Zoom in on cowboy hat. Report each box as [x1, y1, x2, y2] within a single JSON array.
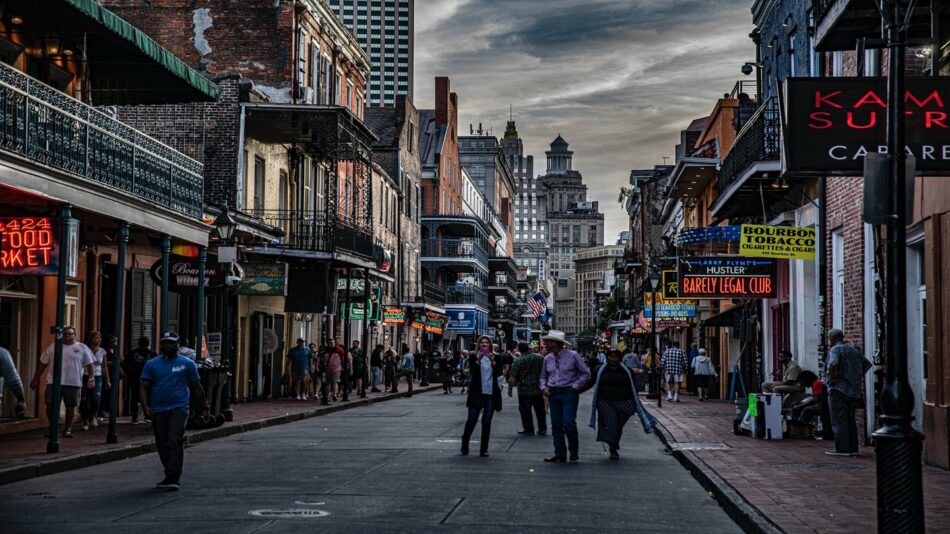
[[540, 330, 570, 346]]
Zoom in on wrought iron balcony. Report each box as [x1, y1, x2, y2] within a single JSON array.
[[0, 62, 203, 218], [420, 237, 488, 265], [718, 98, 780, 195], [422, 281, 447, 307], [443, 284, 489, 309], [247, 209, 373, 259]]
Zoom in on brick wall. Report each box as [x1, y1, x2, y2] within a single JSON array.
[[825, 176, 867, 346]]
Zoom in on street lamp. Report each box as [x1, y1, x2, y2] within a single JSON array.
[[214, 207, 238, 421], [649, 269, 661, 409], [213, 208, 238, 242]]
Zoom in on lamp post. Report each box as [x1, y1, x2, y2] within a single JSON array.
[[213, 207, 238, 421], [649, 269, 661, 409]]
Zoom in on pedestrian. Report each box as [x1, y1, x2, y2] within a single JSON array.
[[98, 335, 118, 420], [124, 336, 155, 424], [320, 338, 344, 402], [660, 341, 688, 402], [349, 340, 366, 398], [0, 345, 27, 417], [458, 350, 469, 394], [825, 328, 872, 457], [79, 331, 111, 431], [384, 348, 397, 392], [140, 331, 208, 491], [762, 350, 803, 394], [370, 344, 384, 392], [585, 349, 657, 459], [508, 341, 547, 436], [539, 330, 591, 463], [439, 350, 455, 394], [691, 348, 718, 401], [396, 343, 415, 396], [286, 338, 310, 401], [30, 326, 95, 438], [309, 343, 322, 400], [461, 335, 504, 457]]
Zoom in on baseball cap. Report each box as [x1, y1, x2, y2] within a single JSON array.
[[160, 331, 180, 342], [297, 337, 306, 343]]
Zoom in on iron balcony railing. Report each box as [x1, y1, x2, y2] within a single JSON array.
[[0, 62, 203, 218], [444, 284, 489, 309], [718, 98, 780, 194], [420, 237, 488, 265], [247, 209, 373, 259], [422, 281, 447, 307]]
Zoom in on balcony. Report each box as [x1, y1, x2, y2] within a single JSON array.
[[247, 209, 374, 259], [422, 281, 447, 308], [0, 62, 203, 218], [444, 284, 489, 309], [421, 237, 488, 266]]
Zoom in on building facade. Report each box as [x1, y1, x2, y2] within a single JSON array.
[[574, 245, 624, 335], [329, 0, 414, 106], [501, 119, 547, 289]]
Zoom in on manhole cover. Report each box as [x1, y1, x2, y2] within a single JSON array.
[[248, 509, 330, 518], [770, 462, 866, 471], [672, 442, 731, 451]]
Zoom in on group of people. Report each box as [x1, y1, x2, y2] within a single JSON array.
[[286, 338, 418, 403], [458, 330, 658, 461]]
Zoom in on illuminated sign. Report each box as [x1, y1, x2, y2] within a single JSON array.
[[739, 225, 816, 260], [410, 311, 447, 335], [678, 257, 776, 299], [784, 77, 950, 174], [642, 292, 696, 318], [661, 270, 680, 299], [382, 307, 405, 324], [0, 217, 60, 275]]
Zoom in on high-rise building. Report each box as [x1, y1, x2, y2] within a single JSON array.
[[329, 0, 414, 106], [500, 119, 547, 286]]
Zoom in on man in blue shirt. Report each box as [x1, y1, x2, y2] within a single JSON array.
[[141, 331, 207, 491], [287, 338, 311, 401], [825, 328, 872, 457]]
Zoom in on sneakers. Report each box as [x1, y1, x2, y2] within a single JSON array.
[[91, 418, 98, 428], [130, 419, 140, 425], [296, 395, 302, 401], [156, 477, 180, 491], [537, 430, 547, 436], [674, 396, 681, 402], [667, 395, 674, 401], [516, 430, 534, 435], [825, 450, 852, 457], [302, 394, 308, 401]]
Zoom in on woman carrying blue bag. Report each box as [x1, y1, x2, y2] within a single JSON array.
[[584, 348, 657, 460]]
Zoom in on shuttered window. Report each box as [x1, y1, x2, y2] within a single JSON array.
[[129, 269, 155, 344]]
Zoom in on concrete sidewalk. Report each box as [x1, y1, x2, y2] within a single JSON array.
[[0, 383, 440, 485], [647, 395, 950, 533]]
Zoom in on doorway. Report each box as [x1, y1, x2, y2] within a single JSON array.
[[0, 279, 37, 420]]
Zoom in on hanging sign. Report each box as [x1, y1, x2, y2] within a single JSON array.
[[0, 217, 60, 275], [150, 254, 226, 294], [678, 257, 777, 299], [383, 306, 405, 324], [336, 277, 366, 293], [410, 310, 447, 335], [446, 307, 477, 333], [661, 270, 681, 299], [784, 77, 950, 174], [236, 262, 288, 295], [642, 292, 696, 318], [739, 225, 816, 260]]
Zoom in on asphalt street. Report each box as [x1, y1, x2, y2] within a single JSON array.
[[1, 390, 741, 533]]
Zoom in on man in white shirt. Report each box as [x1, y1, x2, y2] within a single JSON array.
[[30, 327, 95, 438]]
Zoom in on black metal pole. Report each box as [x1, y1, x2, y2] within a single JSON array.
[[652, 288, 661, 408], [342, 268, 351, 402], [874, 2, 924, 531], [220, 286, 233, 421], [361, 267, 371, 396], [160, 235, 171, 334], [46, 204, 72, 453], [106, 222, 128, 444], [196, 246, 206, 362]]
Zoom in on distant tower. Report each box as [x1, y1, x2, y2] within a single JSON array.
[[545, 134, 573, 175]]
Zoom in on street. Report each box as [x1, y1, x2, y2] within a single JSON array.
[[1, 391, 739, 533]]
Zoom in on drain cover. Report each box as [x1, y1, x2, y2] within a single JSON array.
[[770, 462, 865, 471], [249, 509, 330, 518], [672, 442, 731, 451]]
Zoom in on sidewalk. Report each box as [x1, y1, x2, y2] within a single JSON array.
[[648, 395, 950, 534], [0, 383, 440, 485]]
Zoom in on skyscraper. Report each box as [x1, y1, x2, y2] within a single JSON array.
[[329, 0, 414, 106], [500, 118, 546, 285]]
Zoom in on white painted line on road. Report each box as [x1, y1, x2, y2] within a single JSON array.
[[294, 501, 326, 506], [249, 509, 330, 519]]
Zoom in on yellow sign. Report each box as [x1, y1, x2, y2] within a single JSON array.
[[739, 224, 816, 260]]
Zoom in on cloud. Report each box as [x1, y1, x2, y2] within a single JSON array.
[[415, 0, 755, 238]]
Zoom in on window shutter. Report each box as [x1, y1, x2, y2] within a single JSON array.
[[129, 269, 155, 344]]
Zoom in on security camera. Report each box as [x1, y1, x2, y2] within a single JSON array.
[[741, 63, 754, 76]]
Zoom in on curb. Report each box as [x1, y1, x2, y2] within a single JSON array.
[[0, 385, 441, 486], [653, 421, 785, 534]]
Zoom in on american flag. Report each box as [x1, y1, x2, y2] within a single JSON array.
[[527, 292, 546, 318]]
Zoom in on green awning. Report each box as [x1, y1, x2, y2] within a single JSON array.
[[65, 0, 220, 102]]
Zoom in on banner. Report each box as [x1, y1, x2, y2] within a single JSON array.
[[642, 292, 696, 318], [739, 225, 815, 260], [236, 262, 288, 295], [678, 257, 777, 299]]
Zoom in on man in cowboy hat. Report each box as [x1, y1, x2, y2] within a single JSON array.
[[539, 330, 590, 463]]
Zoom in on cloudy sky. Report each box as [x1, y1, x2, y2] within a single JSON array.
[[414, 0, 755, 239]]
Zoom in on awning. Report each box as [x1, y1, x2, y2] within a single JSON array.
[[668, 157, 718, 199], [701, 305, 743, 328], [62, 0, 220, 103], [243, 103, 377, 148]]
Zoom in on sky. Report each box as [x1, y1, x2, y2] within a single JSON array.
[[414, 0, 755, 239]]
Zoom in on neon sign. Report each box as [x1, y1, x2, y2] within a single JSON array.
[[383, 307, 406, 324], [0, 217, 59, 275], [678, 257, 776, 299], [410, 311, 447, 335]]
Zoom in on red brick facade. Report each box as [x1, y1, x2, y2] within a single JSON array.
[[423, 77, 463, 217]]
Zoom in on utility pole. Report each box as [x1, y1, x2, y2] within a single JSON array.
[[873, 1, 924, 532]]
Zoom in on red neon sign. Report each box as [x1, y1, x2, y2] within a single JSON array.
[[680, 275, 774, 297], [0, 217, 60, 275]]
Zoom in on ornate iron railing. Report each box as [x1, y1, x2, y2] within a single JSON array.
[[718, 98, 780, 194], [422, 281, 447, 307], [0, 62, 203, 218], [443, 284, 489, 309], [420, 237, 488, 265], [247, 209, 374, 259]]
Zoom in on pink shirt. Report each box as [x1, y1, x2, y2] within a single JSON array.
[[322, 350, 342, 374]]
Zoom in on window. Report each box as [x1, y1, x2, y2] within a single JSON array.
[[408, 121, 414, 153], [832, 230, 844, 329], [253, 157, 265, 212]]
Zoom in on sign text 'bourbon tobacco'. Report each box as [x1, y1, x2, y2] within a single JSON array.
[[678, 257, 776, 299], [784, 77, 950, 174]]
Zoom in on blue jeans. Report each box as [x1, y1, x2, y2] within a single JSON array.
[[80, 375, 103, 421], [549, 387, 579, 458], [462, 394, 494, 453]]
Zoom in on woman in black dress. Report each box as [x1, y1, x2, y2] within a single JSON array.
[[461, 335, 503, 457], [586, 349, 657, 460]]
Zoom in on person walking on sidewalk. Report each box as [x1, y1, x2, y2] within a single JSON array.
[[395, 344, 415, 396], [287, 338, 310, 401], [508, 341, 547, 436], [141, 331, 208, 491], [124, 337, 155, 423], [0, 345, 27, 417], [458, 350, 469, 394], [826, 329, 872, 457], [585, 349, 657, 460], [691, 348, 718, 401], [660, 341, 688, 402], [30, 326, 95, 438], [321, 338, 344, 402], [384, 348, 397, 392], [79, 331, 111, 431], [539, 330, 591, 463], [370, 344, 384, 392], [350, 340, 366, 398], [461, 335, 504, 457], [438, 350, 455, 394], [308, 343, 322, 400]]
